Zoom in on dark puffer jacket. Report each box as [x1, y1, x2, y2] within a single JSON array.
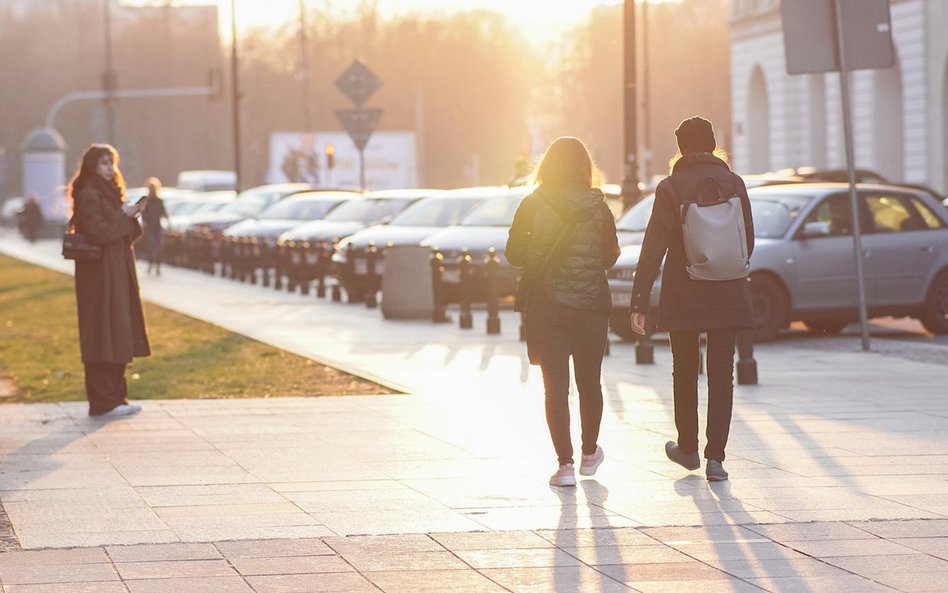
[[506, 185, 620, 314]]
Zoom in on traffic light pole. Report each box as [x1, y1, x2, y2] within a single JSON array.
[[621, 0, 640, 210]]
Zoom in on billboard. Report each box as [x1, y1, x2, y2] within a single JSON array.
[[268, 131, 417, 190]]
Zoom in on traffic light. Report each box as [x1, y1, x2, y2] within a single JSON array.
[[325, 144, 335, 170]]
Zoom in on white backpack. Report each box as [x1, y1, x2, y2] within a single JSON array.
[[675, 175, 750, 282]]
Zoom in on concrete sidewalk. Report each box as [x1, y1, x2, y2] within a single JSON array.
[[1, 235, 947, 592]]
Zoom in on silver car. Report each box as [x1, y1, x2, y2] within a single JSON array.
[[608, 183, 948, 341]]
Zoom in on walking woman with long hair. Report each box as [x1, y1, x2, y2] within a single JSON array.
[[68, 144, 151, 417], [506, 136, 621, 486]]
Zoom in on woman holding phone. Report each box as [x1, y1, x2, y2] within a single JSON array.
[[68, 144, 151, 417]]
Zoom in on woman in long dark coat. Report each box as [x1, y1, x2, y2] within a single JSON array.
[[69, 144, 151, 417], [506, 137, 621, 487], [629, 117, 755, 482]]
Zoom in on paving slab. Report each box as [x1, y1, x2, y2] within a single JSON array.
[[2, 235, 948, 591]]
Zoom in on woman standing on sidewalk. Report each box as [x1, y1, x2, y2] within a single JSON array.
[[506, 137, 621, 487], [69, 144, 151, 417]]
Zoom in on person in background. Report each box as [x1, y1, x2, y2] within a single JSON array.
[[629, 117, 755, 482], [68, 144, 151, 417], [506, 136, 621, 487], [140, 176, 169, 276], [18, 193, 44, 242]]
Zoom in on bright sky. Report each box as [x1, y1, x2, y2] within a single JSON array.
[[234, 0, 624, 38], [128, 0, 634, 42]]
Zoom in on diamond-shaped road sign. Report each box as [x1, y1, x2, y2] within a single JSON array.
[[335, 60, 381, 107], [335, 108, 384, 150]]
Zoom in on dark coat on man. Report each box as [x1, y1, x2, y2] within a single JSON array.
[[506, 185, 621, 314], [73, 177, 151, 364], [629, 153, 755, 332]]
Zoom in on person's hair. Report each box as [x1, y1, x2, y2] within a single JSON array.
[[145, 176, 161, 196], [668, 147, 731, 173], [67, 144, 125, 206], [533, 136, 596, 189]]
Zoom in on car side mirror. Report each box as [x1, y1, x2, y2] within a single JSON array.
[[802, 221, 831, 237]]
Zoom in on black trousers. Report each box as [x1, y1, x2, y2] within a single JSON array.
[[84, 362, 129, 416], [526, 303, 608, 466], [668, 329, 737, 462]]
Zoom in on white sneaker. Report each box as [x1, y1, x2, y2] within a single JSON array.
[[579, 446, 604, 476], [549, 464, 576, 487], [104, 403, 142, 417]]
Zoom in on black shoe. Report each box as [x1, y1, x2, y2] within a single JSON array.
[[665, 441, 700, 471]]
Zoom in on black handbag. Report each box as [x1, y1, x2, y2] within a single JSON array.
[[62, 216, 102, 261]]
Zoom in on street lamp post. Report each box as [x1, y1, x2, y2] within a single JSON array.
[[103, 0, 116, 143], [621, 0, 640, 210], [230, 0, 242, 192]]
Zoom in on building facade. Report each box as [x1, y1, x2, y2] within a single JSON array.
[[730, 0, 948, 193]]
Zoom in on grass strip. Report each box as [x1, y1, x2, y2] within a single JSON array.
[[0, 254, 393, 402]]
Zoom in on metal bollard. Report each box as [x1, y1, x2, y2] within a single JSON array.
[[364, 242, 379, 309], [332, 243, 342, 303], [286, 241, 300, 293], [484, 248, 501, 335], [431, 250, 450, 323], [519, 312, 526, 342], [250, 238, 261, 286], [457, 249, 473, 329], [345, 243, 363, 304], [313, 242, 328, 298], [698, 333, 706, 375], [736, 330, 758, 385], [299, 241, 312, 296], [635, 311, 655, 364], [262, 241, 273, 288], [228, 237, 239, 280]]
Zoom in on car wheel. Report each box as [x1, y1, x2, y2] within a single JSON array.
[[920, 269, 948, 334], [803, 320, 848, 335], [750, 274, 789, 342]]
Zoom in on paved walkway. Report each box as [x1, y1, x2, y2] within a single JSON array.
[[1, 235, 947, 592]]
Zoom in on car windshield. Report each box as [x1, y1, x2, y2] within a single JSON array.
[[460, 194, 524, 226], [615, 193, 656, 232], [219, 189, 274, 216], [324, 198, 413, 223], [389, 197, 483, 227], [259, 198, 345, 221], [749, 193, 812, 238]]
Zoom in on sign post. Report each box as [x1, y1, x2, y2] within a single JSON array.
[[335, 61, 384, 190], [781, 0, 894, 352]]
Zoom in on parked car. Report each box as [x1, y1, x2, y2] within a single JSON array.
[[278, 189, 432, 298], [0, 196, 25, 227], [608, 183, 948, 341], [223, 191, 359, 246], [176, 170, 237, 192], [332, 188, 488, 294], [421, 186, 532, 300], [162, 191, 236, 232], [185, 183, 315, 236], [612, 174, 808, 249]]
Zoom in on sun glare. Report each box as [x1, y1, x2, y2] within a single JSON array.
[[203, 0, 631, 41]]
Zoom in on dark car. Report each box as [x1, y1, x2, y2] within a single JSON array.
[[223, 191, 359, 246], [608, 183, 948, 341], [332, 189, 488, 296], [185, 183, 316, 236], [421, 186, 532, 300]]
